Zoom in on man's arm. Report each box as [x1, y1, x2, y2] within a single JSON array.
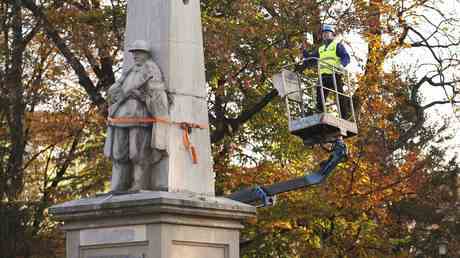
[[336, 43, 350, 67], [302, 48, 319, 68]]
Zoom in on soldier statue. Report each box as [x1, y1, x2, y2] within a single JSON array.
[[104, 40, 169, 192]]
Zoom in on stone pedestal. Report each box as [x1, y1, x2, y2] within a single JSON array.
[[50, 192, 256, 258]]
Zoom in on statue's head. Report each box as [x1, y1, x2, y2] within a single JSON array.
[[128, 40, 152, 67]]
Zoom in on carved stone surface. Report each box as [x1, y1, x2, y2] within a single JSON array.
[[171, 241, 228, 258], [80, 225, 146, 246], [124, 0, 214, 195], [50, 191, 255, 221], [50, 191, 256, 258], [104, 42, 169, 192]]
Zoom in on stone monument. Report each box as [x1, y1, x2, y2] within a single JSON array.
[[104, 40, 169, 192], [121, 0, 215, 196], [49, 1, 256, 258]]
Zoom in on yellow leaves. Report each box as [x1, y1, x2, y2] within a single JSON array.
[[202, 0, 455, 255], [272, 220, 293, 230], [359, 174, 371, 185]]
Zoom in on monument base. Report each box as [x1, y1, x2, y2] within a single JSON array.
[[49, 191, 256, 258]]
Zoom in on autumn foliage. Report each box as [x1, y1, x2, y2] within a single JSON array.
[[1, 0, 459, 257]]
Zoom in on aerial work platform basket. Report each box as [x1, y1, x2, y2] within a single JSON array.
[[228, 58, 358, 207], [273, 57, 358, 146]]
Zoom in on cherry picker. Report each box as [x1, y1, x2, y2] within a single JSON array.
[[228, 58, 358, 207]]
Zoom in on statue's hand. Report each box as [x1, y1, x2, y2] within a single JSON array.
[[128, 89, 144, 101], [108, 82, 122, 104], [110, 89, 123, 104], [108, 81, 120, 93]]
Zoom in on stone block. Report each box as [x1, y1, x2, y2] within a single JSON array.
[[49, 192, 256, 258], [124, 0, 207, 98], [167, 42, 206, 97], [149, 95, 214, 195]]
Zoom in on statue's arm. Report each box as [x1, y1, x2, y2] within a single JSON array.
[[146, 79, 169, 116], [147, 78, 170, 151], [107, 80, 123, 104]]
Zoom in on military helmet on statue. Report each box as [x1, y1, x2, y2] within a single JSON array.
[[128, 40, 152, 54]]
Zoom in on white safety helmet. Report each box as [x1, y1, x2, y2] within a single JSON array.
[[322, 25, 335, 33]]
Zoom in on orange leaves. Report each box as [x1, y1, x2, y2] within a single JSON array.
[[271, 220, 293, 230], [26, 109, 104, 146], [218, 162, 296, 194], [203, 0, 460, 255]]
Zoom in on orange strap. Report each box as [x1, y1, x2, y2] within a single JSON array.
[[108, 116, 170, 125], [177, 122, 207, 164], [108, 116, 206, 164]]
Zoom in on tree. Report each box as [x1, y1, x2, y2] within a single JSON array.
[[0, 0, 458, 257], [1, 1, 125, 257], [202, 0, 459, 256]]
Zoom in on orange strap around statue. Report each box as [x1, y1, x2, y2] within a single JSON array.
[[108, 116, 206, 164], [108, 116, 170, 125], [177, 122, 207, 164]]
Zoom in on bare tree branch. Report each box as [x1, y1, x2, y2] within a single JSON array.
[[423, 100, 460, 110], [211, 89, 278, 143], [20, 0, 107, 113]]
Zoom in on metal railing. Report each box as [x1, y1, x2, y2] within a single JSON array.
[[280, 57, 356, 122]]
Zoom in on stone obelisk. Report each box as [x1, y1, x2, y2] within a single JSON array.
[[123, 0, 213, 195], [49, 1, 255, 258]]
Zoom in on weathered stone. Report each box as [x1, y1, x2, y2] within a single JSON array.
[[50, 191, 255, 222], [104, 45, 169, 192], [50, 191, 256, 258], [50, 2, 256, 258], [122, 0, 213, 195], [87, 256, 142, 258], [80, 225, 146, 246]]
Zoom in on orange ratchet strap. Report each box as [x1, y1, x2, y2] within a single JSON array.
[[178, 122, 206, 164], [108, 116, 206, 164], [107, 116, 169, 125]]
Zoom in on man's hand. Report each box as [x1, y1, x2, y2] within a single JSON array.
[[302, 40, 310, 50]]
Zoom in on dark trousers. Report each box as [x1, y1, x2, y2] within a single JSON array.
[[316, 74, 350, 119]]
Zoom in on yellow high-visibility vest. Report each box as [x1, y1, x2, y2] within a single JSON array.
[[318, 41, 341, 75]]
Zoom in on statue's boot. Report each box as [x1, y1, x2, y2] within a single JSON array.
[[111, 162, 131, 192], [130, 163, 151, 191]]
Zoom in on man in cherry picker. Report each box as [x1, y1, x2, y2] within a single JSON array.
[[302, 24, 351, 119], [228, 26, 355, 206]]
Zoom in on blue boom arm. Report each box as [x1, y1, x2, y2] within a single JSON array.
[[228, 139, 347, 207]]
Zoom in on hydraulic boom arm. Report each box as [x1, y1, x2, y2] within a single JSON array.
[[228, 139, 347, 207]]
